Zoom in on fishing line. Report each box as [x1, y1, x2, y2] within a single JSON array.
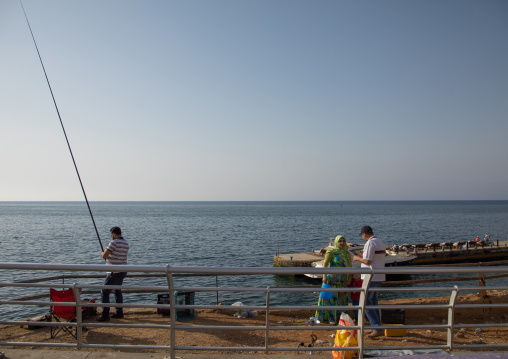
[[20, 1, 104, 252]]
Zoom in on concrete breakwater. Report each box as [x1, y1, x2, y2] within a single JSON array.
[[274, 240, 508, 267], [410, 240, 508, 265]]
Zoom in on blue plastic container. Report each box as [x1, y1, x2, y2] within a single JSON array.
[[320, 283, 333, 300]]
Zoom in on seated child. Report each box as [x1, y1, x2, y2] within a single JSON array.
[[349, 273, 363, 322]]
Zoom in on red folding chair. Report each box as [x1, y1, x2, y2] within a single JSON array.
[[49, 288, 77, 339]]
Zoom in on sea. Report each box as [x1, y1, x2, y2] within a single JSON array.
[[1, 200, 507, 320]]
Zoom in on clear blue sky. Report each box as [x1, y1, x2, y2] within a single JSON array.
[[1, 0, 507, 201]]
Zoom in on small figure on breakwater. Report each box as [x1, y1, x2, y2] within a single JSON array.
[[97, 226, 130, 322], [318, 238, 334, 256]]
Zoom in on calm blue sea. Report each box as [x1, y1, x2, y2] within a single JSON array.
[[1, 201, 507, 320]]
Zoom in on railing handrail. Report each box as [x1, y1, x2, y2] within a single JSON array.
[[0, 262, 507, 358], [1, 261, 507, 274]]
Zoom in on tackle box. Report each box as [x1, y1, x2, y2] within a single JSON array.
[[157, 293, 171, 315]]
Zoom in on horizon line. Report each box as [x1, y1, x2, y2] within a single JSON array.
[[1, 199, 507, 203]]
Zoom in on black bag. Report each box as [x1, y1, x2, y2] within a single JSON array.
[[157, 293, 171, 315]]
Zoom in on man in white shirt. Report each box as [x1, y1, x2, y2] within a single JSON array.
[[353, 225, 385, 338]]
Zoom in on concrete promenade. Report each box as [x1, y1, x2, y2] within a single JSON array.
[[1, 349, 508, 359]]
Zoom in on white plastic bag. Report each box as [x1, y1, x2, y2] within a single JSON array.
[[332, 313, 358, 359]]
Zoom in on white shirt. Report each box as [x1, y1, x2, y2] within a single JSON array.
[[361, 236, 386, 282]]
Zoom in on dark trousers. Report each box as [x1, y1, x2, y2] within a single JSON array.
[[101, 272, 127, 318], [365, 281, 382, 329]]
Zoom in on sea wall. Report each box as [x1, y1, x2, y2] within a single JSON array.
[[411, 246, 508, 265]]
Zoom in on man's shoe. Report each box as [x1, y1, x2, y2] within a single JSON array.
[[96, 316, 110, 322], [111, 313, 124, 319], [367, 330, 384, 338]]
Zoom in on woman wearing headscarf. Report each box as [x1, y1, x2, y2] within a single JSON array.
[[314, 235, 352, 324]]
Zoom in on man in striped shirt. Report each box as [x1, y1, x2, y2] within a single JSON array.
[[97, 226, 130, 322]]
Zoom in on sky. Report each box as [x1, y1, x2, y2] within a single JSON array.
[[1, 0, 507, 201]]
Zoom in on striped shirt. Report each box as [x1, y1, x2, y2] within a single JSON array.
[[106, 237, 129, 266]]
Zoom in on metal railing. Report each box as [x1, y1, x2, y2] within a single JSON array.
[[0, 262, 507, 358]]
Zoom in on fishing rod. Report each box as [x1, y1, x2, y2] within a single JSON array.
[[20, 1, 104, 252]]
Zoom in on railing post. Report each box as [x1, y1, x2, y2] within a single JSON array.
[[216, 275, 219, 305], [164, 264, 176, 359], [265, 286, 271, 353], [447, 285, 459, 351], [357, 273, 371, 359], [70, 284, 82, 349]]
